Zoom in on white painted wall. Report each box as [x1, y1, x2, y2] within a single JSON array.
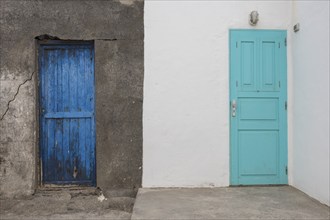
[[291, 1, 330, 206], [144, 1, 293, 187]]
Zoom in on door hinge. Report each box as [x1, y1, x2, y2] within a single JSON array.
[[285, 38, 287, 47], [236, 41, 238, 48], [285, 101, 287, 110], [279, 81, 281, 88], [285, 166, 288, 175], [278, 42, 280, 48], [236, 80, 238, 87]]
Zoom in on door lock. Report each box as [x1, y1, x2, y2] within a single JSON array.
[[232, 100, 237, 117]]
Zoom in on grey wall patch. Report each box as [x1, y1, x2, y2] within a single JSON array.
[[118, 0, 136, 6]]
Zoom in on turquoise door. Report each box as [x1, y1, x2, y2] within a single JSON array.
[[230, 30, 287, 185]]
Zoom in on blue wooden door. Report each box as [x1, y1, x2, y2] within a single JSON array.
[[230, 30, 287, 185], [39, 41, 96, 185]]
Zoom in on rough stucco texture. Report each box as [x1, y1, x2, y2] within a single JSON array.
[[0, 0, 144, 198]]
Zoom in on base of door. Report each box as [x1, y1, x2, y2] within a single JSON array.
[[229, 184, 288, 187], [36, 185, 99, 195]]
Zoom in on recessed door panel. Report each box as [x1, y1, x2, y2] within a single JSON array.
[[239, 131, 278, 176], [260, 40, 280, 91], [240, 40, 257, 91], [238, 98, 279, 129]]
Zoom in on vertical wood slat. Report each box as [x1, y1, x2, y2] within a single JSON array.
[[71, 48, 78, 181], [62, 49, 71, 181], [48, 50, 56, 181], [53, 50, 60, 181], [78, 49, 86, 179], [87, 48, 95, 182]]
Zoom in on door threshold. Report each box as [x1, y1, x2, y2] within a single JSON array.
[[36, 185, 99, 194], [229, 184, 288, 187]]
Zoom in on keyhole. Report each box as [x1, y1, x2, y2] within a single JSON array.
[[73, 166, 78, 179]]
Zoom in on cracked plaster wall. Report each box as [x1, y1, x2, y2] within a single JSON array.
[[0, 0, 143, 198]]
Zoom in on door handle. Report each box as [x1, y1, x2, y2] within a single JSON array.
[[232, 100, 236, 117]]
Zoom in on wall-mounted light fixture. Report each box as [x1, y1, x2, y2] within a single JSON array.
[[294, 23, 300, 32], [249, 11, 259, 26]]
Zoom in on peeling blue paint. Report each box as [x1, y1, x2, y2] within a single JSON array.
[[39, 41, 96, 185]]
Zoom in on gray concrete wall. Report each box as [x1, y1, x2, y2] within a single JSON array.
[[0, 0, 143, 198]]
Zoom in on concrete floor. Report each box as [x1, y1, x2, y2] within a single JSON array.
[[132, 186, 330, 220], [0, 189, 134, 220]]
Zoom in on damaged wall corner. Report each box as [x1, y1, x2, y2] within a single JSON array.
[[0, 0, 144, 198]]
